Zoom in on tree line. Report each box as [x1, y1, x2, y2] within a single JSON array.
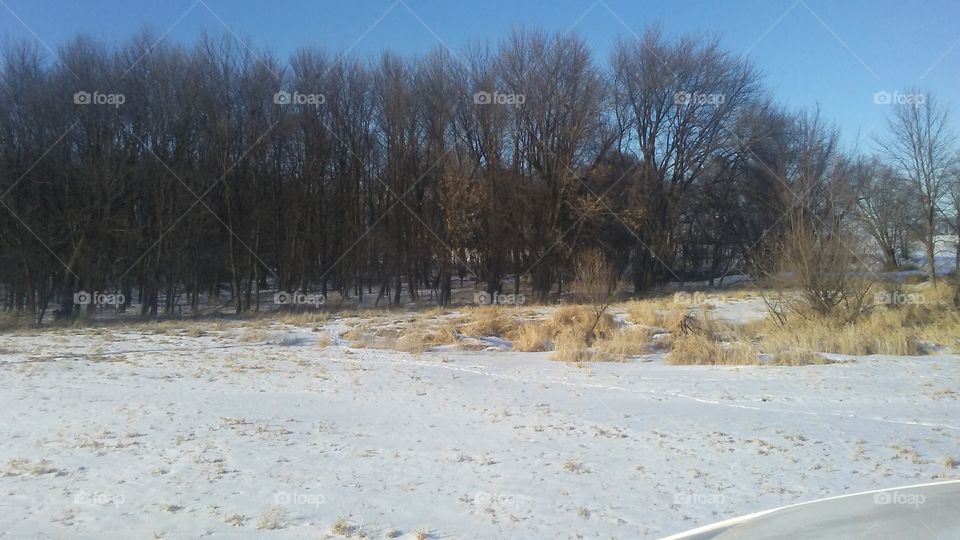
[[1, 27, 957, 322]]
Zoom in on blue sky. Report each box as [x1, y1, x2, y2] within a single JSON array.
[[1, 0, 958, 148]]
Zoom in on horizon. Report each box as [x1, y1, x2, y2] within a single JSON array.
[[1, 0, 958, 150]]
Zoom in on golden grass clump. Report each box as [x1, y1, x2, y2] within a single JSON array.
[[594, 326, 652, 360], [550, 331, 593, 362], [511, 321, 553, 352], [747, 311, 920, 356], [272, 310, 331, 327], [545, 305, 616, 341], [667, 332, 758, 365], [460, 306, 520, 338], [624, 299, 688, 332], [393, 321, 458, 353], [508, 305, 626, 359]]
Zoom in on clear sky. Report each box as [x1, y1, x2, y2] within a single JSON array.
[[1, 0, 958, 149]]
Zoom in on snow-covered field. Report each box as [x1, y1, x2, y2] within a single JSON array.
[[2, 312, 959, 539]]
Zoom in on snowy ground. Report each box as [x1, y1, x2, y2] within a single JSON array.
[[2, 313, 959, 539]]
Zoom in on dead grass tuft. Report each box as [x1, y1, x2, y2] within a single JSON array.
[[550, 331, 592, 362], [330, 517, 355, 536], [667, 332, 758, 365], [511, 321, 553, 352], [624, 299, 688, 332], [238, 329, 269, 343], [255, 506, 286, 530], [460, 307, 520, 338], [594, 326, 652, 360], [546, 305, 616, 341]]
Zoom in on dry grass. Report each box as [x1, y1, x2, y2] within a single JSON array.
[[750, 314, 920, 356], [255, 506, 287, 530], [545, 305, 616, 341], [511, 321, 553, 352], [3, 458, 65, 477], [748, 281, 959, 356], [594, 326, 652, 360], [341, 317, 458, 353], [623, 299, 687, 332], [330, 517, 354, 536], [393, 321, 458, 353], [550, 331, 592, 362], [456, 301, 711, 362], [662, 300, 950, 364], [270, 310, 332, 327], [460, 306, 520, 338], [667, 332, 758, 365], [339, 323, 371, 343]]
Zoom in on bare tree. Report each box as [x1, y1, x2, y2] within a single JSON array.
[[611, 28, 763, 292], [854, 158, 917, 270], [878, 91, 956, 285]]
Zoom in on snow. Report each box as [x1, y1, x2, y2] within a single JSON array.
[[1, 317, 959, 539]]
